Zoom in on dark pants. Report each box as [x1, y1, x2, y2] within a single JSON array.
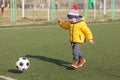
[[71, 42, 83, 61]]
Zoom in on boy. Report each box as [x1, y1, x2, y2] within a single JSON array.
[[57, 5, 94, 69]]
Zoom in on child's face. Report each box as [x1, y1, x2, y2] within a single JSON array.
[[68, 18, 77, 23]]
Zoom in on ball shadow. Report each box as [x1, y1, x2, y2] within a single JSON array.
[[8, 69, 23, 74]]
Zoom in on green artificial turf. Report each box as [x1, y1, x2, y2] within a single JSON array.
[[0, 22, 120, 80]]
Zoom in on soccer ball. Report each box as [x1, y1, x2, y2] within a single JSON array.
[[16, 57, 30, 71]]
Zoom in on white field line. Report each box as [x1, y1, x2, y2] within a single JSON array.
[[0, 75, 17, 80], [0, 21, 120, 30]]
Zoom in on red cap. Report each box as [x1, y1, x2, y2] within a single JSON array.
[[72, 4, 78, 10]]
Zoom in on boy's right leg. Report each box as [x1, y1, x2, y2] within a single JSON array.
[[71, 60, 79, 68], [71, 43, 83, 68]]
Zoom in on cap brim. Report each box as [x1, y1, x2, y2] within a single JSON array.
[[67, 14, 80, 19]]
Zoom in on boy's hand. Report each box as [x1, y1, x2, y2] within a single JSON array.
[[57, 19, 61, 23], [89, 39, 94, 44]]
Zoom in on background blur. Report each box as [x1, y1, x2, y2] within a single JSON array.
[[0, 0, 120, 26]]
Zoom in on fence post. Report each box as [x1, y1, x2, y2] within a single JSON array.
[[69, 0, 72, 9], [48, 0, 50, 21], [22, 0, 25, 18], [111, 0, 115, 20], [50, 0, 56, 22], [84, 0, 88, 19], [10, 0, 17, 23], [99, 0, 102, 18]]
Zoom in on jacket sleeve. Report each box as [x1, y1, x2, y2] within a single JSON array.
[[58, 20, 70, 30], [81, 22, 93, 40]]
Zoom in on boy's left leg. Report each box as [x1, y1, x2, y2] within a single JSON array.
[[78, 57, 86, 67], [74, 43, 86, 67]]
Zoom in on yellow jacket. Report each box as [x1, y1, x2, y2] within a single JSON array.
[[58, 17, 93, 44]]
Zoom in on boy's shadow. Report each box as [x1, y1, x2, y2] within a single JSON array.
[[25, 54, 71, 68]]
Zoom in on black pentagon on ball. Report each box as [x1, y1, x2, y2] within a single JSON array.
[[22, 57, 27, 60], [16, 66, 18, 69], [20, 62, 24, 66], [22, 68, 25, 71], [27, 62, 30, 66]]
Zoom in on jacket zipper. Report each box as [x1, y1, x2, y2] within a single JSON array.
[[79, 35, 81, 40], [72, 24, 74, 42]]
